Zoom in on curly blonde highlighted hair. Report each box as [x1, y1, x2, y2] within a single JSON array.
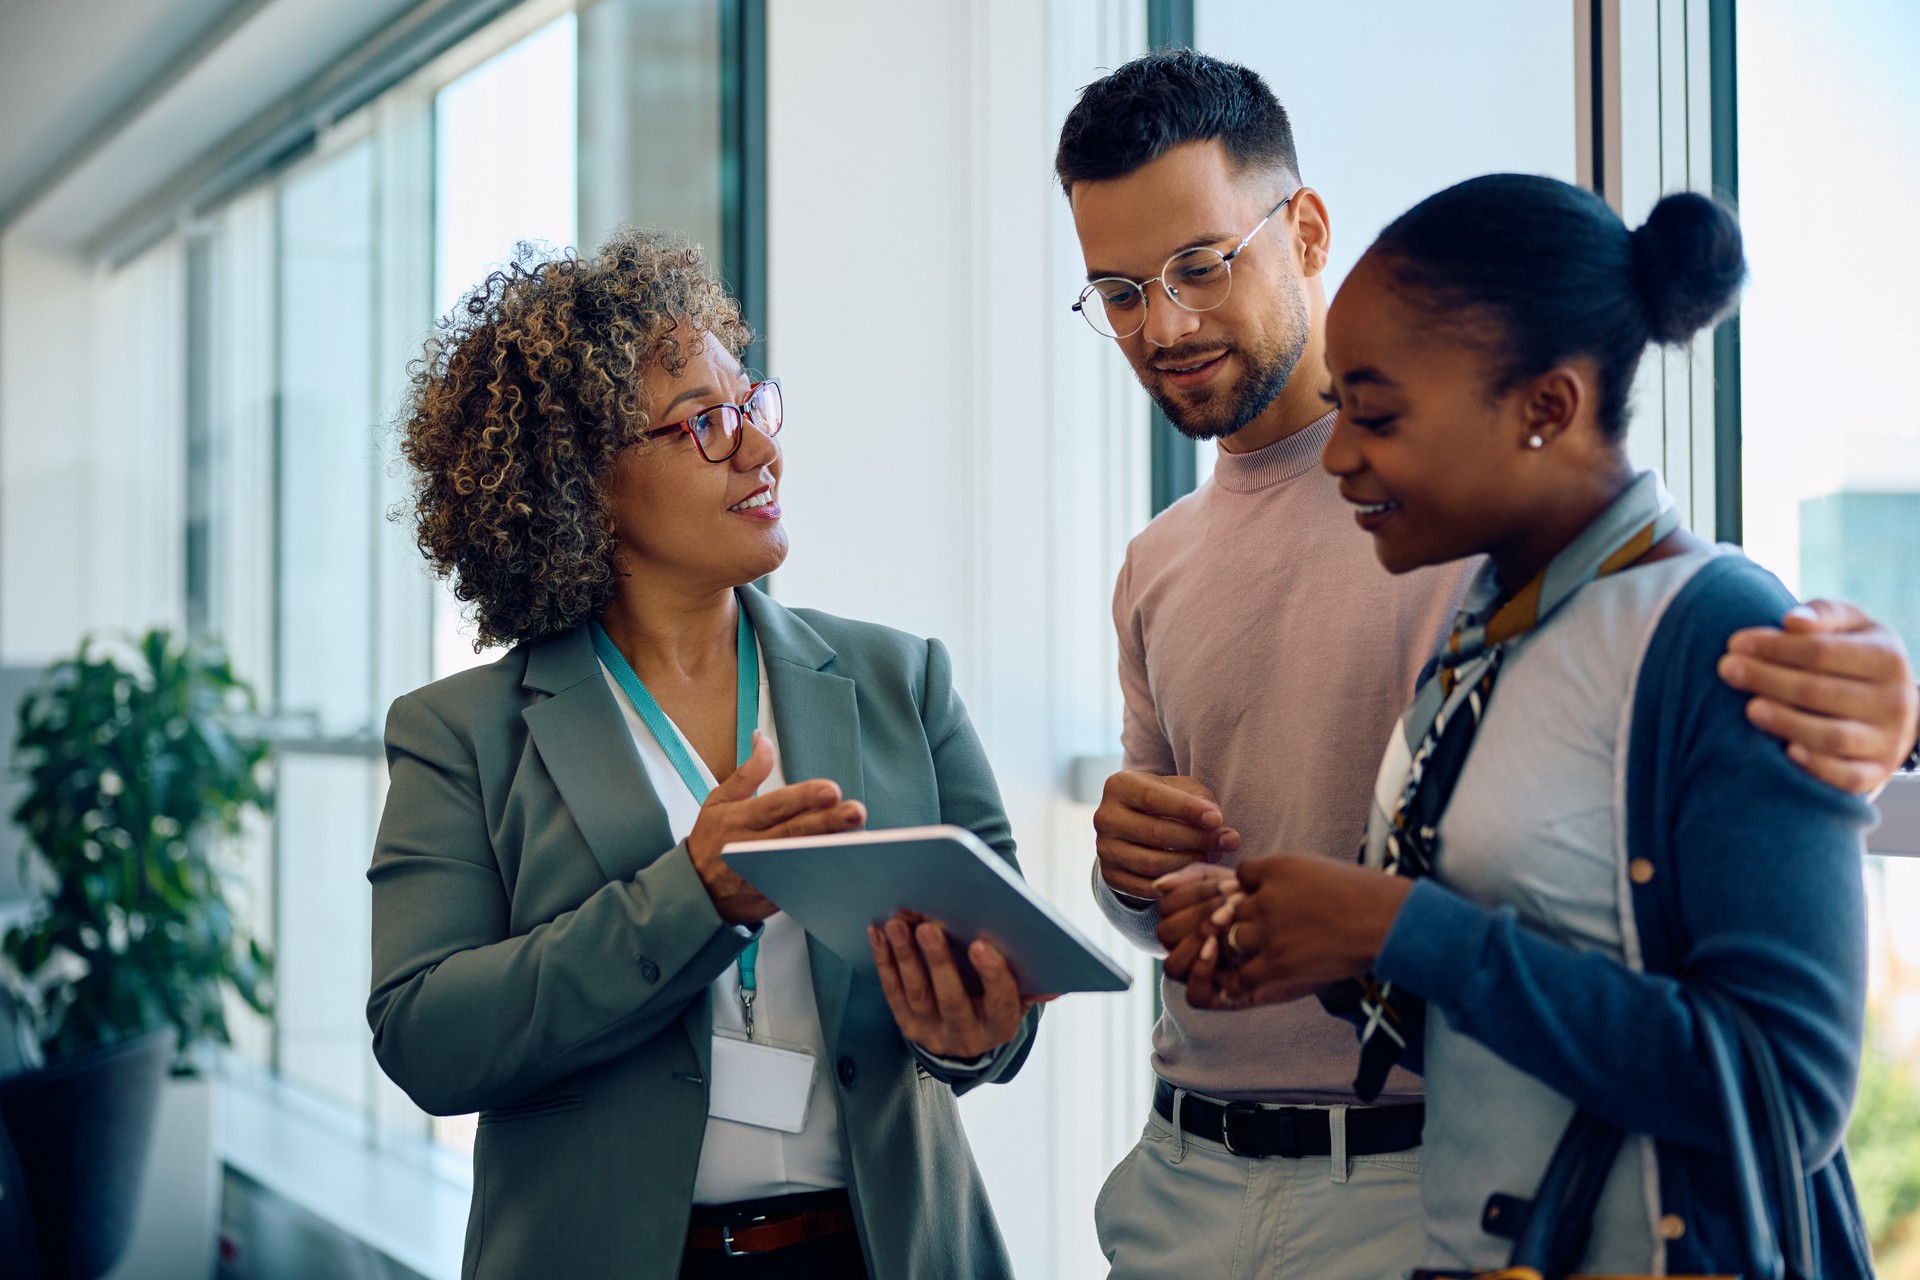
[[400, 228, 751, 648]]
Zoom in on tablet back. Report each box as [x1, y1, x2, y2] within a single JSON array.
[[721, 825, 1131, 994]]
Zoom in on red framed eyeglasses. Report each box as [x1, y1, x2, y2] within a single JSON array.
[[642, 378, 783, 463]]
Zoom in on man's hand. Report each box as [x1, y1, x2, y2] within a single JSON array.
[[688, 732, 867, 925], [868, 917, 1050, 1061], [1094, 771, 1241, 900], [1719, 599, 1919, 794]]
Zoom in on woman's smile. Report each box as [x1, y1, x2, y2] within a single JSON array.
[[729, 484, 781, 520], [1341, 490, 1403, 533]]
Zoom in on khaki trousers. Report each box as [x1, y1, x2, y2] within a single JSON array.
[[1095, 1099, 1427, 1280]]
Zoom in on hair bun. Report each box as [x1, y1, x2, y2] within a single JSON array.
[[1630, 192, 1747, 344]]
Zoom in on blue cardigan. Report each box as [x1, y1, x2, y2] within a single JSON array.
[[1375, 555, 1876, 1276]]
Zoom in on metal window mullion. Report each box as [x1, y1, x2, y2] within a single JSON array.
[[185, 235, 216, 642], [1655, 0, 1697, 525], [363, 113, 387, 1145], [720, 0, 769, 375], [1146, 0, 1196, 520], [1683, 0, 1719, 537], [268, 184, 289, 1081], [1708, 0, 1741, 544]]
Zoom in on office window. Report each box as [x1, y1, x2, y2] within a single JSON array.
[[1183, 0, 1579, 493], [170, 0, 762, 1161], [273, 138, 383, 1109], [432, 14, 579, 677], [1734, 0, 1920, 1259]]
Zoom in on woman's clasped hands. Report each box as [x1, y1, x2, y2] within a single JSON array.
[[1155, 855, 1413, 1011]]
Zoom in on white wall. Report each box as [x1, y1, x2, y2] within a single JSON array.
[[0, 229, 187, 665], [0, 231, 96, 662]]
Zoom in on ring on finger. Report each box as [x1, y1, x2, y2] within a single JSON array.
[[1225, 922, 1249, 962]]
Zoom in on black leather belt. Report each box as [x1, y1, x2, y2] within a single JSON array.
[[1153, 1078, 1424, 1159]]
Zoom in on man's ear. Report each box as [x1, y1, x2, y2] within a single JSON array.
[[1289, 187, 1332, 278], [1519, 364, 1588, 450]]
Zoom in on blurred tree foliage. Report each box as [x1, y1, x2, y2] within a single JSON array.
[[1849, 1018, 1920, 1272]]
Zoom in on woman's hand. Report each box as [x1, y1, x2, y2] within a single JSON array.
[[868, 916, 1051, 1061], [1190, 855, 1411, 1009], [688, 732, 867, 926], [1154, 862, 1240, 979]]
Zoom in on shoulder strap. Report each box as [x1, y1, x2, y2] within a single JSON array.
[[1699, 989, 1815, 1279], [1499, 991, 1810, 1279]]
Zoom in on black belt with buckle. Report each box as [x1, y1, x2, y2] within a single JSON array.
[[1153, 1078, 1424, 1159]]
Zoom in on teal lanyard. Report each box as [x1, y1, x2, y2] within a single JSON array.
[[591, 597, 763, 1037]]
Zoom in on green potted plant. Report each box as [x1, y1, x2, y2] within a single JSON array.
[[0, 629, 273, 1279]]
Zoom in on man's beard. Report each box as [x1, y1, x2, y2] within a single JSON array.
[[1147, 288, 1310, 442]]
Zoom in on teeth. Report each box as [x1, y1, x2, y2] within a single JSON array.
[[1353, 500, 1400, 516], [731, 490, 774, 512]]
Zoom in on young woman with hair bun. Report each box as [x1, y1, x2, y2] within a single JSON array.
[[1165, 175, 1875, 1276]]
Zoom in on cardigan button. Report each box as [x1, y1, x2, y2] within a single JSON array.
[[640, 958, 660, 982], [838, 1056, 858, 1088], [1629, 859, 1656, 885], [1659, 1213, 1686, 1240]]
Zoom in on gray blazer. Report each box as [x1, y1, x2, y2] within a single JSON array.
[[367, 587, 1038, 1280]]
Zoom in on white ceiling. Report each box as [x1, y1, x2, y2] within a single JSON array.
[[0, 0, 428, 246], [0, 0, 250, 223]]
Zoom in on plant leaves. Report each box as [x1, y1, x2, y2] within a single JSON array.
[[2, 627, 276, 1066]]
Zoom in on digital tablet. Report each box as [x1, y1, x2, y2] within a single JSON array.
[[720, 824, 1132, 994]]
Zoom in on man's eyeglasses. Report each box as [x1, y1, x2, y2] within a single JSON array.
[[642, 378, 783, 463], [1072, 193, 1296, 341]]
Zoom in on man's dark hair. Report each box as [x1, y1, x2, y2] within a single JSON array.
[[1054, 49, 1300, 194]]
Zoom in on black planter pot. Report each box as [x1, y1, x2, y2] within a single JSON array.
[[0, 1029, 172, 1280]]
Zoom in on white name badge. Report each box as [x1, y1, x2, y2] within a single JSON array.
[[708, 1034, 817, 1134]]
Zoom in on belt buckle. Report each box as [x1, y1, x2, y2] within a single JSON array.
[[720, 1214, 770, 1258], [1222, 1103, 1298, 1158]]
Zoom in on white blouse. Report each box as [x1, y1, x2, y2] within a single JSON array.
[[597, 654, 847, 1205]]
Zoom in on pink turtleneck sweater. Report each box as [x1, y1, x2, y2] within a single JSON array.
[[1094, 410, 1472, 1105]]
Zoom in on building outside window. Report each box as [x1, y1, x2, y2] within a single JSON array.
[[1735, 0, 1920, 1264]]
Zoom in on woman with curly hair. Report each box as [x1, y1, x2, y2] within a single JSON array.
[[366, 228, 1039, 1280]]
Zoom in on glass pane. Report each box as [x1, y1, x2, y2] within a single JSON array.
[[278, 142, 377, 737], [1737, 0, 1920, 657], [1195, 0, 1578, 294], [273, 754, 378, 1112], [1187, 1, 1579, 503], [577, 0, 724, 258], [432, 13, 579, 677], [1736, 2, 1920, 1263], [433, 13, 578, 319]]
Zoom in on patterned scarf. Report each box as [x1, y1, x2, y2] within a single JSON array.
[[1336, 471, 1681, 1103]]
